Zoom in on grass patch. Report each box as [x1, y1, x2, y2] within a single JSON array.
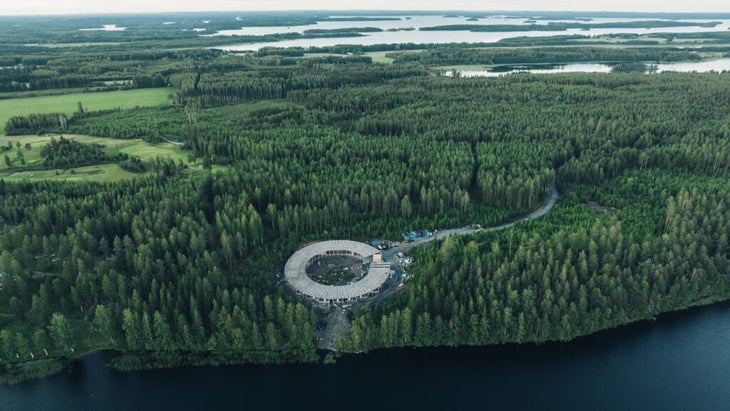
[[304, 51, 395, 64], [0, 164, 136, 182], [302, 52, 348, 58], [25, 42, 124, 48], [434, 64, 492, 71], [371, 56, 395, 64], [364, 51, 395, 64], [0, 134, 190, 181], [0, 134, 188, 170], [0, 88, 173, 134]]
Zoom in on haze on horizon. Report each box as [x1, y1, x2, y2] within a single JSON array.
[[1, 0, 729, 16]]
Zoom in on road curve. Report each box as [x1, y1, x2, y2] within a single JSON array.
[[318, 188, 559, 348], [383, 187, 559, 260]]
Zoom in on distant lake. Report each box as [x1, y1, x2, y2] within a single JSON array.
[[79, 24, 126, 32], [3, 300, 730, 411], [213, 15, 730, 51], [443, 58, 730, 77], [446, 63, 613, 77], [655, 58, 730, 72]]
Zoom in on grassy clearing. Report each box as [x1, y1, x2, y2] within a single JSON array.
[[434, 64, 492, 71], [0, 164, 137, 182], [0, 134, 190, 181], [1, 162, 222, 183], [1, 134, 187, 169], [25, 42, 124, 48], [363, 51, 395, 64], [304, 51, 395, 64], [0, 88, 173, 134], [302, 52, 348, 58]]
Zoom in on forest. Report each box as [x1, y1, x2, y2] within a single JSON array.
[[0, 12, 729, 383]]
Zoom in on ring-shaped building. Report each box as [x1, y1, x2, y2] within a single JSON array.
[[284, 240, 391, 304]]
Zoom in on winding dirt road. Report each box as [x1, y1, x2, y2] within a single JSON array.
[[382, 187, 559, 260], [317, 188, 559, 350]]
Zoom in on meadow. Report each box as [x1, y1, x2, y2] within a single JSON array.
[[0, 88, 173, 134], [0, 134, 189, 181]]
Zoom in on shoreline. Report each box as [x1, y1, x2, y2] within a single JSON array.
[[4, 275, 728, 385]]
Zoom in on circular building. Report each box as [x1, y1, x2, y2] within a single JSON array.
[[285, 240, 391, 305]]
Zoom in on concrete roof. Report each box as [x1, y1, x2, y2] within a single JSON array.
[[285, 240, 391, 302]]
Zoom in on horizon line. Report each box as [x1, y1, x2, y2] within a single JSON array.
[[2, 9, 730, 17]]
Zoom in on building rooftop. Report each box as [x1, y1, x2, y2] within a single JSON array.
[[284, 240, 391, 302]]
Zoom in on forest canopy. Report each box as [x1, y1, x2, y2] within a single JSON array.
[[0, 14, 729, 383]]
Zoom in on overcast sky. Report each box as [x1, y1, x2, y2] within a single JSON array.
[[1, 0, 729, 15]]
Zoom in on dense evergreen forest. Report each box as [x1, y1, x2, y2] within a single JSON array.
[[0, 12, 729, 383]]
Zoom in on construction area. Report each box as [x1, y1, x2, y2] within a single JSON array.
[[284, 240, 391, 305], [306, 254, 365, 286]]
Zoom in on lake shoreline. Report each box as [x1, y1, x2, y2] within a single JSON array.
[[5, 292, 729, 386]]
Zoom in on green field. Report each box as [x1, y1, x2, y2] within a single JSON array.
[[363, 51, 396, 64], [0, 134, 189, 181], [304, 51, 396, 64], [0, 164, 137, 182], [0, 88, 173, 134]]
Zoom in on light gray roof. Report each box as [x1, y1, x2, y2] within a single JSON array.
[[285, 240, 390, 301]]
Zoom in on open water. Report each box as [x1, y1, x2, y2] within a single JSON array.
[[443, 58, 730, 77], [213, 15, 730, 51], [2, 301, 730, 411]]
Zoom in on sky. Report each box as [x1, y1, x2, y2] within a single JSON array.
[[1, 0, 729, 15]]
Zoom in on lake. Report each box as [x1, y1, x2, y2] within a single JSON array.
[[79, 24, 126, 32], [213, 15, 730, 51], [443, 58, 730, 77], [3, 300, 730, 411]]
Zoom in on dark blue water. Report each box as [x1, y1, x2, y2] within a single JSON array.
[[3, 302, 730, 411]]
